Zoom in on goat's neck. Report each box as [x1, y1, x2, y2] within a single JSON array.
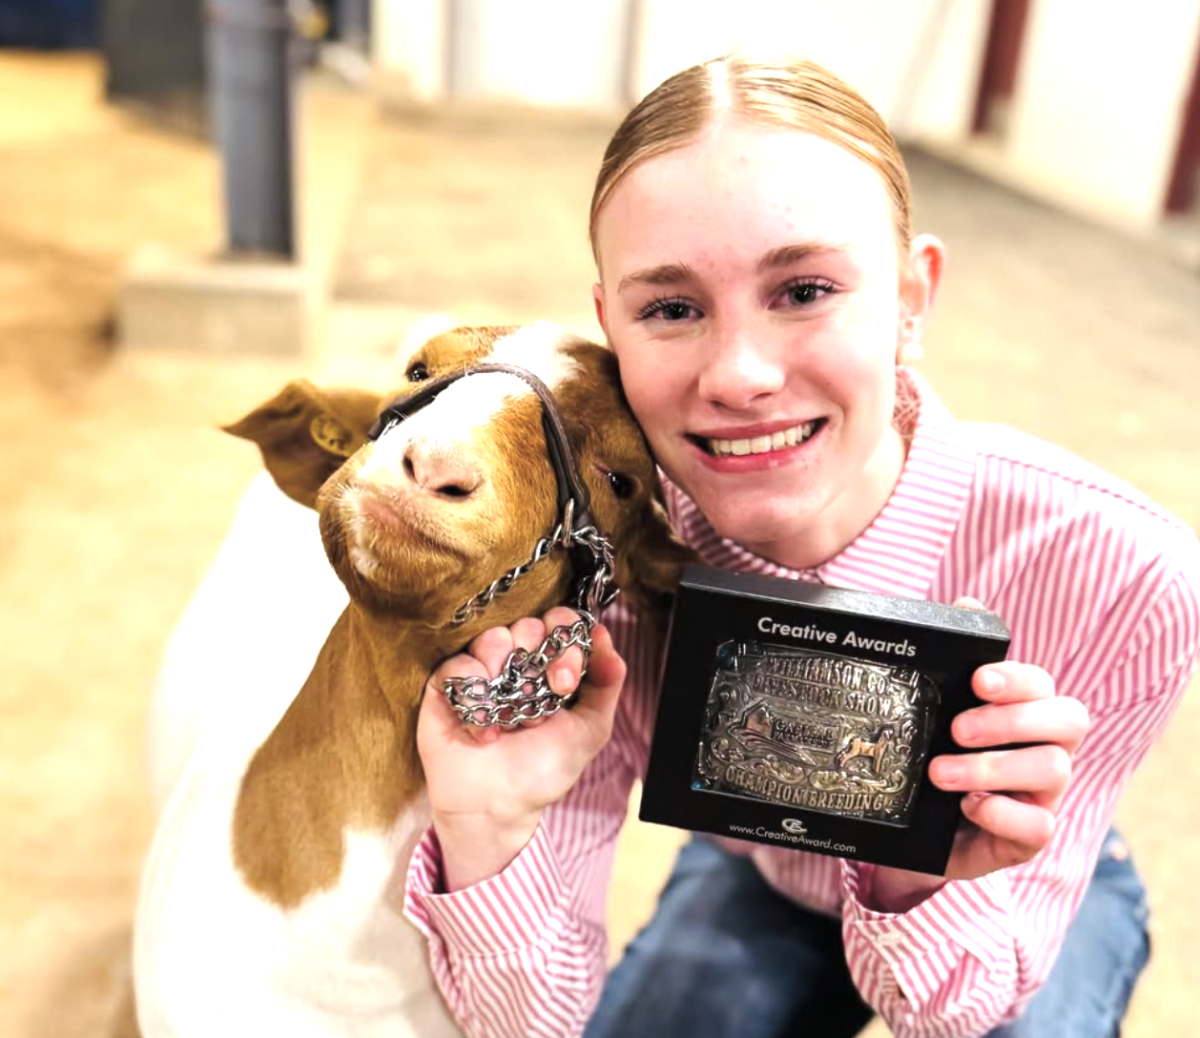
[[231, 605, 457, 908], [339, 603, 458, 731]]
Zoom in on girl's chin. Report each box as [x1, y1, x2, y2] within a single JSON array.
[[692, 495, 820, 547]]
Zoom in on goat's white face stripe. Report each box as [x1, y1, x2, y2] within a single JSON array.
[[359, 322, 581, 478]]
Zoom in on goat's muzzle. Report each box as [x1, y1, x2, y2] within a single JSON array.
[[370, 362, 618, 625], [401, 434, 484, 500]]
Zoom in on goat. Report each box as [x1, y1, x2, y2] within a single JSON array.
[[133, 323, 693, 1038]]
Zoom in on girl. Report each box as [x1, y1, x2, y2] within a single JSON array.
[[406, 55, 1200, 1038]]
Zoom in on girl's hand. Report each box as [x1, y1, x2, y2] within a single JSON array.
[[417, 607, 626, 891], [869, 599, 1090, 912]]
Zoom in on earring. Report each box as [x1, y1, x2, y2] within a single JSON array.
[[898, 341, 925, 365]]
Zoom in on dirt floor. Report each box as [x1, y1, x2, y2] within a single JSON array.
[[2, 51, 1199, 1038]]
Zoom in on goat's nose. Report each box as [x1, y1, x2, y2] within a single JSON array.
[[402, 436, 483, 498]]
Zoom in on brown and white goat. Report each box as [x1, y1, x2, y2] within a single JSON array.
[[133, 323, 692, 1038]]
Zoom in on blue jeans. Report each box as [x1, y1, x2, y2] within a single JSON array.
[[585, 830, 1150, 1038]]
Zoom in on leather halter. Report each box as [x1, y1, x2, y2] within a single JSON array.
[[368, 363, 612, 618]]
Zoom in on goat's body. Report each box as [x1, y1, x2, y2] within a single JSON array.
[[135, 714, 456, 1038], [137, 480, 457, 1034], [136, 325, 691, 1036], [146, 475, 349, 812]]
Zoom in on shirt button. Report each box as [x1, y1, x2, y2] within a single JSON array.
[[875, 931, 906, 950]]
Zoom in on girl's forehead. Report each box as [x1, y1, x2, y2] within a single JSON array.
[[595, 123, 895, 266]]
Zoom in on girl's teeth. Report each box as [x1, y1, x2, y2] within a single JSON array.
[[709, 421, 816, 457]]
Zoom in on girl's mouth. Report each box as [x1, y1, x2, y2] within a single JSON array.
[[690, 418, 827, 457]]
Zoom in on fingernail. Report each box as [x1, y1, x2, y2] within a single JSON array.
[[936, 760, 964, 787], [978, 670, 1005, 695], [963, 791, 990, 809], [549, 667, 574, 695], [955, 713, 979, 743]]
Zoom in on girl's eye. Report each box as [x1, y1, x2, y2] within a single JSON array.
[[781, 279, 835, 308], [607, 471, 636, 499], [407, 361, 429, 382], [638, 297, 698, 322]]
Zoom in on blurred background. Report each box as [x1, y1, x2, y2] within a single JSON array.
[[1, 1, 1198, 1036]]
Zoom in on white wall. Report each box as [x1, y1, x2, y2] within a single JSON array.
[[370, 0, 993, 136], [448, 0, 629, 109], [1005, 0, 1200, 228], [368, 0, 1200, 232], [632, 0, 993, 138], [372, 0, 446, 100], [371, 0, 630, 110]]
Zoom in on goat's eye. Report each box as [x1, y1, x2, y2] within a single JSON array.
[[407, 361, 429, 382], [606, 471, 635, 499]]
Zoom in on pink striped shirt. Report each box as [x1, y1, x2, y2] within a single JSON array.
[[404, 369, 1200, 1038]]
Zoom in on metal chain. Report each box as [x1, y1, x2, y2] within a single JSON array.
[[571, 525, 617, 617], [449, 527, 565, 626], [441, 511, 617, 728], [443, 615, 596, 728], [449, 510, 616, 626]]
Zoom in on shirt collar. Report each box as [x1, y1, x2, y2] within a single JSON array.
[[663, 368, 977, 599]]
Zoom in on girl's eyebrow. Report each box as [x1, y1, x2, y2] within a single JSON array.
[[756, 242, 850, 272], [616, 244, 853, 294], [617, 263, 696, 294]]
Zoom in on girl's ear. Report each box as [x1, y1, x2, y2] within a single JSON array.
[[897, 234, 946, 357], [592, 282, 608, 339], [222, 380, 384, 508]]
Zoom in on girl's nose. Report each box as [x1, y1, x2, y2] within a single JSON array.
[[696, 325, 786, 410]]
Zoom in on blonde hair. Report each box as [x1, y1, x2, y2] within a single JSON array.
[[589, 54, 913, 255]]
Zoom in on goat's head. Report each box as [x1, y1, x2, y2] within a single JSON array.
[[225, 323, 694, 639]]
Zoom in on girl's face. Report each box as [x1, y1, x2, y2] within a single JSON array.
[[592, 119, 941, 571]]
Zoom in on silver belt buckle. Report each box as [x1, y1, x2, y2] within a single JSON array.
[[695, 641, 940, 826]]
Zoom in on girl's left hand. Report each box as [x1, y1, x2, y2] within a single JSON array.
[[868, 599, 1090, 912]]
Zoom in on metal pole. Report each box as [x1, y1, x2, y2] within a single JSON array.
[[337, 0, 371, 54], [205, 0, 297, 259]]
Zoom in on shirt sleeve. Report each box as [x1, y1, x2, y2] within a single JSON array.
[[402, 602, 649, 1038], [838, 552, 1200, 1038]]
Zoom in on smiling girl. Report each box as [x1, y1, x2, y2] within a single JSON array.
[[408, 55, 1200, 1038]]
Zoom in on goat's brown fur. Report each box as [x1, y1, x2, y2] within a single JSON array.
[[221, 380, 383, 509], [222, 326, 694, 907]]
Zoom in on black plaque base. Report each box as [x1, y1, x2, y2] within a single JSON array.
[[640, 565, 1011, 875]]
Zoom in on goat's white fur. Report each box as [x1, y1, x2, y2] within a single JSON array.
[[135, 476, 456, 1036], [145, 476, 348, 814], [134, 325, 588, 1037], [361, 321, 581, 483], [136, 748, 447, 1036]]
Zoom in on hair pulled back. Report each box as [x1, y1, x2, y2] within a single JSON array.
[[589, 54, 913, 254]]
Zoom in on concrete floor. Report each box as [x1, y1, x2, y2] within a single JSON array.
[[1, 52, 1198, 1038]]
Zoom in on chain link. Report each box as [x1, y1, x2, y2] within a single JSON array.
[[450, 517, 616, 626], [449, 527, 563, 626], [443, 616, 595, 727], [441, 511, 617, 728]]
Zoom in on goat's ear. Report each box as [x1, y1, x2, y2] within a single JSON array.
[[613, 496, 699, 625], [222, 379, 384, 509]]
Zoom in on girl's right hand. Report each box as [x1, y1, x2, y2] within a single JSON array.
[[417, 606, 626, 891]]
